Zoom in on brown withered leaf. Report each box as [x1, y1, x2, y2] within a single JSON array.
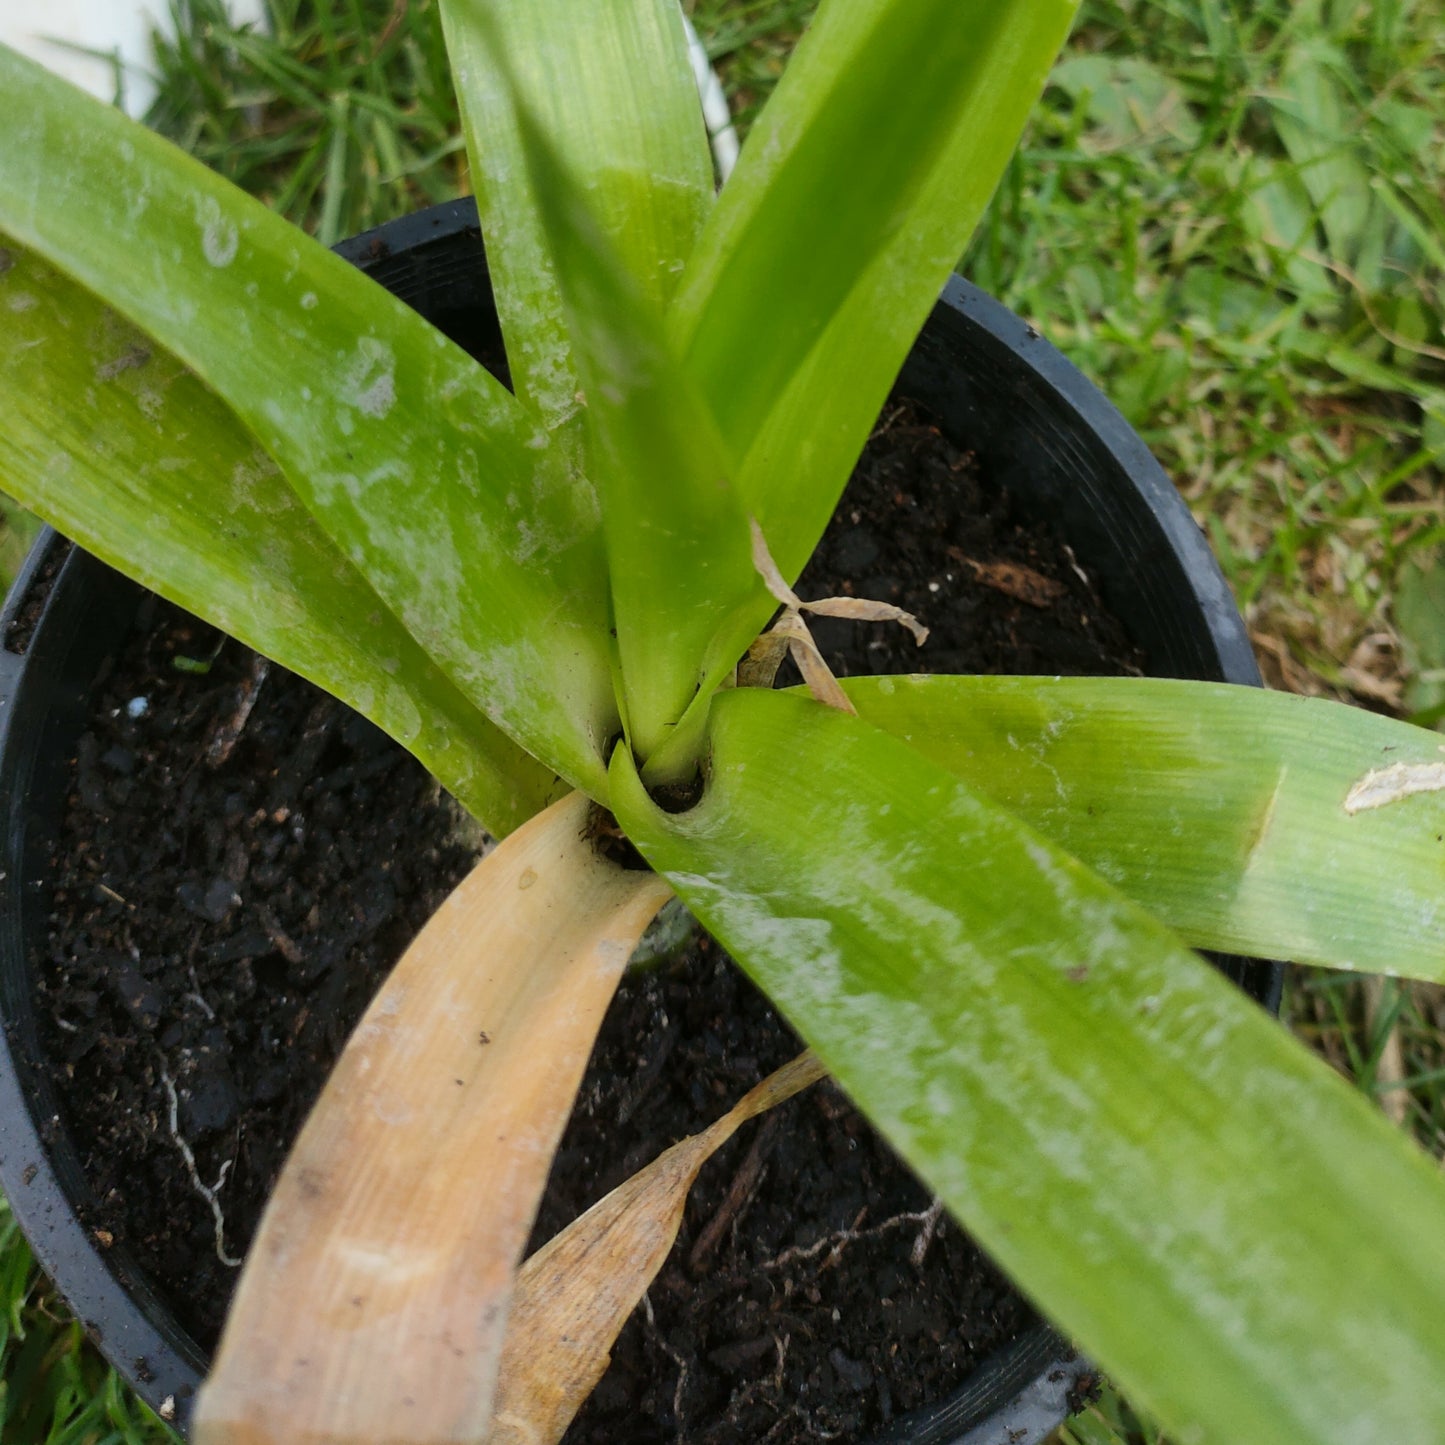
[[489, 1051, 827, 1445], [948, 548, 1068, 608]]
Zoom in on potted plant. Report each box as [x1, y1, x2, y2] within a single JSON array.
[[1, 2, 1443, 1443], [0, 199, 1279, 1444]]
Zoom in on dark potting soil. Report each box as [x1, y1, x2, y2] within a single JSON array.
[[32, 396, 1139, 1440], [4, 535, 72, 656], [31, 606, 488, 1344]]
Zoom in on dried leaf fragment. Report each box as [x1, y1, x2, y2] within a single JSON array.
[[738, 626, 793, 691], [1339, 632, 1404, 709], [746, 518, 926, 711], [1344, 760, 1445, 814], [773, 608, 857, 715], [489, 1051, 827, 1445], [948, 549, 1067, 608], [751, 517, 928, 644], [750, 516, 800, 611], [802, 594, 928, 646], [194, 793, 671, 1445]]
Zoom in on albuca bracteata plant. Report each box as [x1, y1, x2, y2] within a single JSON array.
[[1, 4, 1444, 1443]]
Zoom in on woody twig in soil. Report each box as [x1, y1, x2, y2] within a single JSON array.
[[688, 1108, 783, 1273], [205, 652, 270, 768]]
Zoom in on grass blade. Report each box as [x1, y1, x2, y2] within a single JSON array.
[[843, 674, 1445, 980], [0, 239, 557, 835], [0, 43, 614, 797], [1268, 39, 1375, 274], [611, 687, 1445, 1445], [671, 0, 1080, 581]]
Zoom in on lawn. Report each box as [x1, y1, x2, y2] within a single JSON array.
[[0, 1, 1440, 1440]]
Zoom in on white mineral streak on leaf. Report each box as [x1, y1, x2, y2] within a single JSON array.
[[450, 444, 482, 501], [511, 518, 544, 565], [664, 870, 844, 993], [342, 336, 397, 420], [1344, 760, 1445, 814], [358, 371, 395, 419], [335, 1238, 445, 1287], [373, 683, 418, 745], [1013, 727, 1070, 803], [372, 1093, 414, 1127], [196, 196, 239, 268], [354, 460, 410, 513], [300, 291, 318, 310]]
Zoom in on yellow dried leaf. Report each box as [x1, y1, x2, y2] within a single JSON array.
[[489, 1051, 826, 1445]]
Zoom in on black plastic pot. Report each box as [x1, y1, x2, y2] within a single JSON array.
[[0, 199, 1280, 1442]]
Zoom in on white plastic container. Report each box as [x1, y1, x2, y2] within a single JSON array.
[[0, 0, 266, 118]]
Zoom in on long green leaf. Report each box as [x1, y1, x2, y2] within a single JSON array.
[[0, 43, 613, 797], [439, 0, 714, 428], [495, 46, 771, 768], [670, 0, 1080, 580], [0, 240, 561, 835], [844, 674, 1445, 981], [611, 688, 1445, 1445]]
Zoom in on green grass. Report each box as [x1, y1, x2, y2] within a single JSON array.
[[974, 0, 1445, 720], [146, 0, 466, 244], [0, 1199, 172, 1443], [2, 1, 1443, 1441]]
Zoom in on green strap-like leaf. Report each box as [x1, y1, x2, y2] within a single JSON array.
[[492, 45, 770, 768], [669, 0, 1081, 581], [0, 240, 561, 835], [610, 688, 1445, 1445], [843, 674, 1445, 981], [439, 0, 714, 428], [0, 43, 613, 798]]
